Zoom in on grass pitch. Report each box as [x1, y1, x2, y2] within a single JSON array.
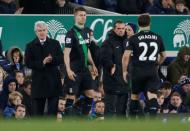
[[0, 117, 190, 131]]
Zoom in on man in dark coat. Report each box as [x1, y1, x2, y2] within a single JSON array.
[[101, 20, 128, 116], [25, 21, 63, 116]]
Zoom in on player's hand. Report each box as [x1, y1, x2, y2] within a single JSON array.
[[123, 71, 128, 83], [111, 64, 116, 75], [67, 69, 76, 81], [92, 64, 98, 77]]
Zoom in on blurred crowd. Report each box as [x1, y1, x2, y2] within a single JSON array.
[[0, 0, 189, 15]]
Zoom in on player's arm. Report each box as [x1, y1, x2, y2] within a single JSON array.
[[64, 33, 76, 81], [88, 49, 98, 76], [157, 36, 166, 65], [64, 47, 76, 81], [122, 50, 132, 82], [157, 51, 166, 65]]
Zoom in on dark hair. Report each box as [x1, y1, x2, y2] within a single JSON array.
[[171, 92, 181, 99], [138, 14, 151, 27], [16, 104, 26, 110], [160, 81, 172, 89], [23, 79, 32, 89], [13, 70, 24, 77], [157, 91, 164, 98], [95, 100, 104, 105], [74, 6, 86, 14], [59, 96, 66, 101], [175, 0, 185, 5], [113, 20, 125, 29], [11, 48, 23, 63]]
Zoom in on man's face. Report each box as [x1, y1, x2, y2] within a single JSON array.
[[15, 106, 26, 119], [162, 0, 172, 8], [114, 23, 126, 37], [75, 11, 86, 26], [16, 72, 24, 85], [95, 102, 105, 114], [58, 99, 66, 112], [171, 96, 182, 107], [35, 25, 48, 40]]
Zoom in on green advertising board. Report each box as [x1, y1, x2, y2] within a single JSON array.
[[0, 15, 190, 56]]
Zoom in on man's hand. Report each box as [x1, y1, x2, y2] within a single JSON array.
[[111, 64, 116, 75], [67, 69, 76, 81], [92, 64, 98, 77], [43, 54, 52, 65], [123, 71, 128, 83]]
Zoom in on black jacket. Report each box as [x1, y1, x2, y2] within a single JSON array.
[[101, 31, 128, 94], [0, 1, 16, 14], [25, 37, 63, 98]]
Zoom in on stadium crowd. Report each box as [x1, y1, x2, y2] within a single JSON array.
[[0, 0, 190, 15]]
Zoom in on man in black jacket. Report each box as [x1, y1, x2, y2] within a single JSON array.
[[101, 20, 128, 116], [25, 21, 63, 116]]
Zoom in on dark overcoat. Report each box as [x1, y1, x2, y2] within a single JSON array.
[[25, 37, 63, 98]]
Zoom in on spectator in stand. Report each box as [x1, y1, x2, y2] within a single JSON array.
[[169, 92, 189, 113], [3, 91, 23, 118], [90, 100, 105, 120], [173, 77, 190, 104], [147, 0, 175, 14], [14, 104, 26, 119], [157, 91, 166, 113], [167, 46, 190, 85], [55, 0, 74, 14], [19, 79, 32, 116], [103, 0, 117, 12], [160, 81, 172, 112], [0, 75, 18, 112], [14, 70, 25, 90], [0, 66, 7, 92], [19, 0, 56, 14], [7, 47, 25, 75], [0, 41, 11, 72], [56, 97, 66, 121], [174, 0, 189, 14], [0, 0, 23, 14], [117, 0, 145, 14]]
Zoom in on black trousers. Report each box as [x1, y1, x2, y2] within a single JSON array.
[[104, 93, 128, 116], [32, 96, 59, 116]]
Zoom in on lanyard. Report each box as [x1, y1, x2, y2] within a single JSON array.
[[74, 28, 88, 67]]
